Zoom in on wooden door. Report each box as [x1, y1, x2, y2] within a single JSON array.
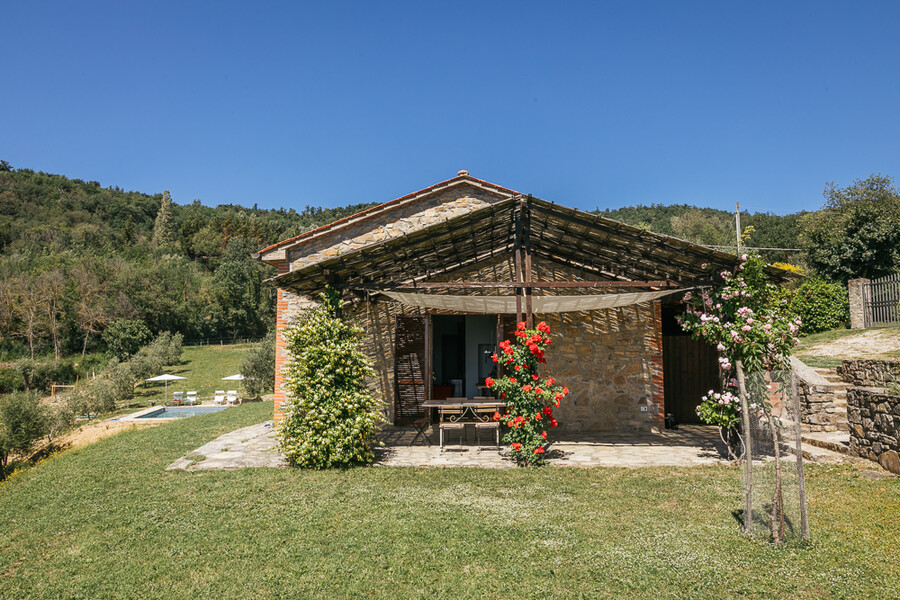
[[394, 315, 428, 425], [662, 336, 720, 425]]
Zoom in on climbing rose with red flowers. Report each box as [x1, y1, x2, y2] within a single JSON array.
[[485, 320, 568, 466]]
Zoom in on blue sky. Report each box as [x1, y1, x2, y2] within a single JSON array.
[[2, 1, 899, 215]]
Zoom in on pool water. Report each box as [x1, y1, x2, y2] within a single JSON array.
[[136, 406, 228, 419]]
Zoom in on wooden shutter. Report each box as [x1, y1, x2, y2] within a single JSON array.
[[394, 315, 428, 425]]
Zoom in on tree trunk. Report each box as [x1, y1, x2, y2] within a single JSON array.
[[766, 415, 785, 544], [790, 372, 810, 540], [735, 360, 753, 536]]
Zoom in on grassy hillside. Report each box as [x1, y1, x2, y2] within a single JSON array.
[[135, 343, 255, 405]]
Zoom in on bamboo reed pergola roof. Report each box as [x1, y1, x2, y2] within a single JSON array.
[[272, 195, 798, 297]]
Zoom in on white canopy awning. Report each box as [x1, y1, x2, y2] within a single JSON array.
[[380, 289, 683, 313]]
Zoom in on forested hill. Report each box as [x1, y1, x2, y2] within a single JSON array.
[[596, 204, 807, 264], [0, 164, 376, 359]]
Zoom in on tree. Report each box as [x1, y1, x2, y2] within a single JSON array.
[[678, 256, 805, 543], [240, 330, 275, 398], [802, 174, 900, 283], [72, 263, 111, 356], [10, 274, 46, 360], [102, 318, 152, 360], [0, 392, 48, 479], [152, 190, 176, 248], [277, 290, 381, 469]]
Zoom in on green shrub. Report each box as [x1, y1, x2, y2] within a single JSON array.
[[277, 292, 381, 469], [240, 331, 275, 398], [0, 391, 48, 479], [13, 359, 77, 393], [64, 331, 184, 416], [0, 368, 25, 394], [789, 278, 850, 334], [103, 319, 152, 359]]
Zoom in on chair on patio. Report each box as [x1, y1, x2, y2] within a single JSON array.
[[185, 391, 198, 405], [213, 390, 226, 405], [472, 400, 501, 445], [438, 404, 467, 448], [171, 391, 184, 406]]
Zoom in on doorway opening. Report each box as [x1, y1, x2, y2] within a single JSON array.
[[430, 315, 498, 400]]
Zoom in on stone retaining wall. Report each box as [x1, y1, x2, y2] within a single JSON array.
[[790, 357, 840, 432], [838, 359, 900, 389], [848, 386, 900, 474]]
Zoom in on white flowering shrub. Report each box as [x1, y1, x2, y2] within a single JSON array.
[[276, 291, 382, 469]]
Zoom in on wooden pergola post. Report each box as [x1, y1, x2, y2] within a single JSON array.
[[514, 197, 534, 328]]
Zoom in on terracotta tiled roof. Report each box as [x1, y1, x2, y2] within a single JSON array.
[[255, 172, 518, 261]]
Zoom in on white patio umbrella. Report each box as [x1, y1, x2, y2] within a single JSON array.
[[145, 374, 186, 404], [221, 374, 244, 401]]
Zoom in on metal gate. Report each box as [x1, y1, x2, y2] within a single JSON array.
[[863, 273, 900, 328]]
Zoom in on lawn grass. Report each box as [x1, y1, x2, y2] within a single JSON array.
[[1, 402, 899, 599], [132, 343, 255, 406]]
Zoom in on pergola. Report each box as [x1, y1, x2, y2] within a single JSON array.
[[272, 195, 795, 326]]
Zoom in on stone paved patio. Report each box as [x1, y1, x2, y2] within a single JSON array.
[[168, 422, 729, 471]]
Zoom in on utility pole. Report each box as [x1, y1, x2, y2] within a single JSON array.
[[735, 201, 742, 255]]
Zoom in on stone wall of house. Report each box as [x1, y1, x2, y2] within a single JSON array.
[[541, 302, 664, 433], [287, 184, 511, 270], [838, 359, 900, 388], [848, 386, 900, 474], [847, 278, 869, 330]]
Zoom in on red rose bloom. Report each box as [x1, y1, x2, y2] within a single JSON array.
[[550, 418, 558, 427], [541, 430, 547, 439], [534, 447, 545, 454], [534, 387, 543, 395], [491, 353, 498, 363], [485, 377, 494, 388], [517, 322, 526, 331], [563, 387, 569, 396], [534, 412, 541, 420], [522, 384, 532, 393], [543, 406, 553, 416], [532, 374, 539, 381], [547, 377, 555, 385], [493, 412, 501, 421], [512, 442, 522, 451], [554, 392, 564, 401]]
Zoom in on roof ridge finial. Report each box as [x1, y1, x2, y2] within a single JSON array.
[[457, 170, 469, 177]]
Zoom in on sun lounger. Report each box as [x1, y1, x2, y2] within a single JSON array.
[[171, 391, 184, 405], [185, 391, 198, 405], [226, 390, 238, 406], [213, 390, 226, 405]]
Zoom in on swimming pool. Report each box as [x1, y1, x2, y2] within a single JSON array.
[[120, 406, 229, 420]]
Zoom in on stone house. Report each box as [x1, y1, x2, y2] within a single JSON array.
[[256, 171, 771, 434]]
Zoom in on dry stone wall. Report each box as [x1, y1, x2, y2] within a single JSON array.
[[838, 359, 900, 388], [848, 386, 900, 474]]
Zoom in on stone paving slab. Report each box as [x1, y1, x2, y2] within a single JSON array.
[[169, 422, 731, 471], [167, 422, 287, 472]]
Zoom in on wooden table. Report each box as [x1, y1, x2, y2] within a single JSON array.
[[416, 399, 506, 446]]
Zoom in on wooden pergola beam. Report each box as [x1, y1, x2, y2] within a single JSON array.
[[395, 280, 686, 289]]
